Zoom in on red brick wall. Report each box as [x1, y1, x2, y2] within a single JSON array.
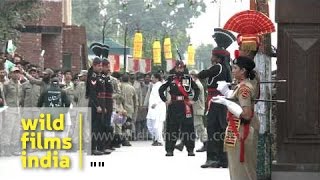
[[63, 25, 88, 72], [16, 33, 42, 65], [42, 34, 63, 69], [17, 1, 87, 72]]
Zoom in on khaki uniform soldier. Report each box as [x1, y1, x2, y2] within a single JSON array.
[[75, 70, 89, 107], [0, 67, 8, 146], [21, 67, 40, 108], [213, 56, 260, 180], [189, 70, 207, 152], [72, 70, 90, 151], [0, 67, 23, 156], [23, 68, 54, 94], [21, 67, 41, 152], [120, 74, 137, 120]]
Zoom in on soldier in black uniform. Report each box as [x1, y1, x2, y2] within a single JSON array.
[[159, 61, 200, 156], [86, 57, 109, 155], [198, 47, 232, 168], [101, 58, 114, 152]]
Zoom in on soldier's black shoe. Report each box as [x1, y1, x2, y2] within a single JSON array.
[[92, 150, 104, 156], [200, 160, 220, 168], [165, 152, 174, 156], [219, 162, 228, 168], [188, 151, 195, 156], [196, 142, 207, 152], [152, 141, 163, 146], [113, 144, 121, 148], [175, 143, 184, 151], [103, 149, 112, 155], [122, 141, 132, 146]]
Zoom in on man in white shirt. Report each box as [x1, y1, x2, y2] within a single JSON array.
[[146, 73, 166, 146]]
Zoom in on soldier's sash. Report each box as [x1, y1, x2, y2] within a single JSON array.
[[224, 112, 241, 147], [174, 78, 192, 118]]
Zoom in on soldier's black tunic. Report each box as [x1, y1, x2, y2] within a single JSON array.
[[159, 73, 200, 153], [101, 73, 114, 149], [198, 62, 230, 166], [87, 71, 106, 152]]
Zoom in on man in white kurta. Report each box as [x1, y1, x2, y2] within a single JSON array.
[[146, 73, 166, 146]]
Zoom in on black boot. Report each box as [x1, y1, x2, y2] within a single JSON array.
[[219, 161, 228, 168], [92, 150, 104, 156], [196, 142, 207, 152], [165, 151, 174, 156], [122, 140, 132, 146], [200, 160, 220, 168], [188, 151, 195, 156], [175, 142, 184, 151]]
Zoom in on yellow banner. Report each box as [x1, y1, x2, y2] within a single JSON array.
[[133, 32, 143, 60], [187, 44, 195, 66], [163, 37, 172, 60], [153, 40, 161, 65]]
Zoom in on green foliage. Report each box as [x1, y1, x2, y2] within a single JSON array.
[[0, 0, 42, 43], [72, 0, 105, 45]]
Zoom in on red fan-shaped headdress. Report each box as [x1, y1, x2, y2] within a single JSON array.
[[224, 10, 275, 51], [224, 10, 275, 35]]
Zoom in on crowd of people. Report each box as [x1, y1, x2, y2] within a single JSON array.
[[0, 46, 262, 180]]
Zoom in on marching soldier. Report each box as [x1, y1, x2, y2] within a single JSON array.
[[159, 61, 200, 156], [198, 47, 232, 168]]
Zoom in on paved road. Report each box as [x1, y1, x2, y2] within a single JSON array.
[[0, 141, 230, 180]]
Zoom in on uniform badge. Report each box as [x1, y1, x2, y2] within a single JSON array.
[[91, 80, 97, 85], [239, 86, 250, 99], [92, 73, 96, 78], [182, 79, 190, 86]]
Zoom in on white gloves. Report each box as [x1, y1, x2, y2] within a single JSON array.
[[211, 96, 243, 118], [217, 81, 233, 98]]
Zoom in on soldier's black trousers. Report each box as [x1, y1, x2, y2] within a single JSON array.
[[102, 99, 113, 149], [91, 107, 105, 151], [165, 101, 196, 152], [206, 102, 227, 163]]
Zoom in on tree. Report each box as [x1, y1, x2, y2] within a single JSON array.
[[73, 0, 207, 59], [0, 0, 42, 43], [72, 0, 105, 45], [195, 43, 213, 69]]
